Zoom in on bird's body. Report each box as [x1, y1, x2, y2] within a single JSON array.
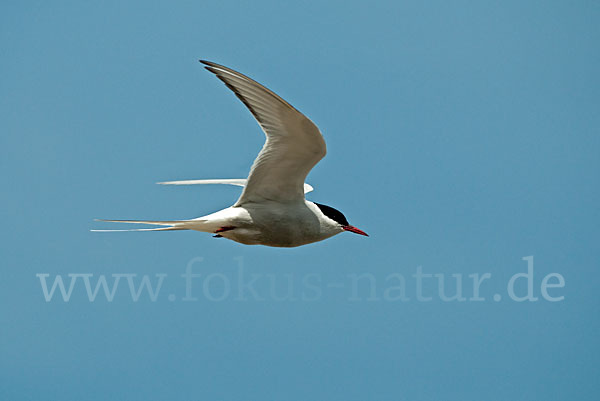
[[93, 60, 367, 247], [195, 200, 342, 247]]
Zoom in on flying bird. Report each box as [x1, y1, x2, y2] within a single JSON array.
[[93, 60, 368, 247]]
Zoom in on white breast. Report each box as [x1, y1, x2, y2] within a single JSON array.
[[211, 201, 343, 247]]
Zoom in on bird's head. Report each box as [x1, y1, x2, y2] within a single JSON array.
[[313, 202, 368, 237]]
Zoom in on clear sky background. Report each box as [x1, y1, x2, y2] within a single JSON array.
[[1, 1, 599, 400]]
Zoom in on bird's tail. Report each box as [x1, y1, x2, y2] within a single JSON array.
[[91, 219, 207, 232]]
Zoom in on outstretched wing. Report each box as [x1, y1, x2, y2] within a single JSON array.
[[200, 60, 326, 205], [157, 178, 314, 194]]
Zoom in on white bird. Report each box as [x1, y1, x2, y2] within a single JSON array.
[[93, 60, 368, 247]]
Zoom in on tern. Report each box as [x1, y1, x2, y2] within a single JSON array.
[[93, 60, 368, 247]]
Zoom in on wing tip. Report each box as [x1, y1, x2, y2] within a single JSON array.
[[200, 60, 224, 73]]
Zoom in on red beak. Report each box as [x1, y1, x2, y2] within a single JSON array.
[[342, 225, 369, 236]]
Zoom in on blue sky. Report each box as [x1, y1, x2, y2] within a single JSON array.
[[1, 1, 599, 400]]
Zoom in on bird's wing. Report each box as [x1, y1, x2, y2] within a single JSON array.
[[157, 178, 314, 194], [157, 178, 248, 187], [200, 60, 326, 205]]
